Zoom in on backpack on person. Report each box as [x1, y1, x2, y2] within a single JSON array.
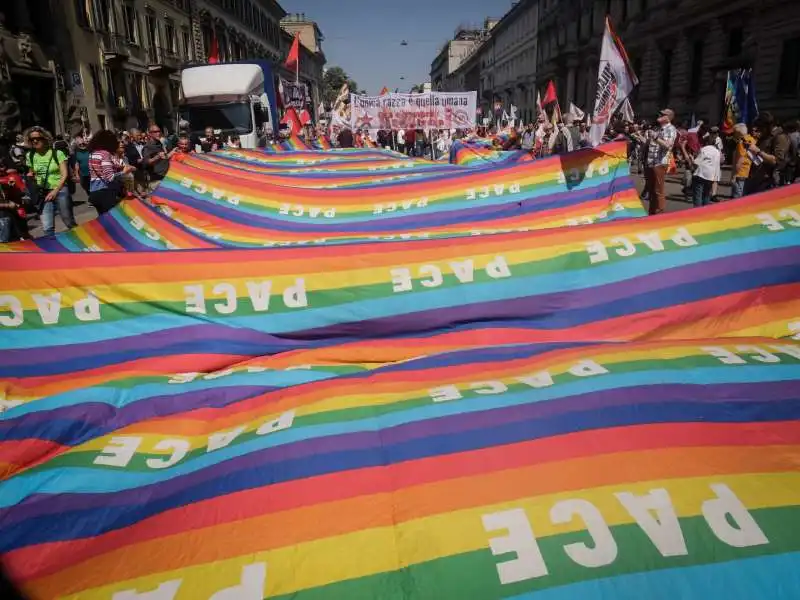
[[26, 149, 61, 214]]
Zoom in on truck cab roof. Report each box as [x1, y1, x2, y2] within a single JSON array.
[[181, 64, 265, 104]]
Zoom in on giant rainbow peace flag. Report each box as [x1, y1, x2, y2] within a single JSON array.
[[0, 138, 798, 599], [4, 143, 643, 252]]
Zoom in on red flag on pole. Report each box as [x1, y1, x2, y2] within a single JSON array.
[[285, 33, 300, 79], [542, 80, 558, 105], [281, 107, 302, 136], [208, 33, 219, 64], [379, 86, 389, 95]]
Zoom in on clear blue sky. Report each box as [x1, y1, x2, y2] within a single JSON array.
[[281, 0, 515, 94]]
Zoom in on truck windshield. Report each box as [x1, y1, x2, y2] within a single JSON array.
[[182, 103, 252, 135]]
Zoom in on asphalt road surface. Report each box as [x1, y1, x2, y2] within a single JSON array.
[[29, 169, 731, 239]]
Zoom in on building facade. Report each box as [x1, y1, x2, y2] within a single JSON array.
[[62, 0, 194, 133], [536, 0, 800, 124], [430, 21, 496, 93], [280, 13, 326, 118], [436, 0, 800, 126], [0, 0, 66, 135], [478, 0, 539, 123]]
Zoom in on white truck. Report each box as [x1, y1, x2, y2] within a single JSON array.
[[179, 61, 279, 149]]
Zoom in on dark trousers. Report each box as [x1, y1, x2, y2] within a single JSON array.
[[692, 176, 713, 207], [645, 165, 667, 215], [89, 187, 121, 215]]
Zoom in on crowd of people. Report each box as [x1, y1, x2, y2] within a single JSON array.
[[0, 122, 244, 243], [2, 107, 798, 243]]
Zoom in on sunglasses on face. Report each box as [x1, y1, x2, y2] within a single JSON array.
[[149, 129, 161, 134], [30, 137, 45, 142]]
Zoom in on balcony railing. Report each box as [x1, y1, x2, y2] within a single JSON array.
[[146, 46, 182, 72], [101, 34, 130, 61]]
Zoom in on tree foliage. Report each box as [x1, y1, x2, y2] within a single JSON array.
[[410, 83, 425, 93], [322, 66, 359, 108]]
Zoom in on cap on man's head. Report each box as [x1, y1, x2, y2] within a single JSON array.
[[709, 125, 720, 133], [660, 108, 675, 121]]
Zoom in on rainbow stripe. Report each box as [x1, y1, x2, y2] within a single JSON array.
[[312, 135, 332, 150], [280, 134, 312, 151], [1, 337, 799, 598], [2, 143, 645, 251], [0, 139, 798, 599]]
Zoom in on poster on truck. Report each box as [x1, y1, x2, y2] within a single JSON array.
[[350, 91, 477, 130]]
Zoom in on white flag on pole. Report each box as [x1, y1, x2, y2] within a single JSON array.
[[568, 103, 585, 121], [589, 16, 639, 146], [620, 97, 635, 123]]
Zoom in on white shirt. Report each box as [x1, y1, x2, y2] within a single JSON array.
[[693, 145, 722, 182], [397, 129, 405, 144]]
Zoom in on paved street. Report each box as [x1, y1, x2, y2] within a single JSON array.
[[30, 166, 732, 238]]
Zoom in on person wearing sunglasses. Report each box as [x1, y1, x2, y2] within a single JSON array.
[[141, 123, 170, 191], [24, 126, 76, 237]]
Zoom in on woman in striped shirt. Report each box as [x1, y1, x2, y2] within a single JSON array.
[[87, 130, 136, 215]]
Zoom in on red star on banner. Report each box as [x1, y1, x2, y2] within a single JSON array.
[[357, 113, 374, 129]]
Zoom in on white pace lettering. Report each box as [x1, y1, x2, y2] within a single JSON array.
[[701, 346, 747, 365], [32, 292, 61, 325], [486, 255, 512, 279], [419, 265, 443, 288], [211, 283, 238, 315], [756, 212, 783, 231], [429, 385, 463, 402], [246, 281, 272, 312], [145, 439, 191, 469], [568, 360, 609, 377], [586, 241, 609, 264], [207, 426, 247, 452], [610, 236, 636, 257], [0, 295, 24, 327], [283, 279, 308, 308], [770, 343, 800, 359], [671, 227, 698, 247], [550, 499, 618, 568], [482, 508, 548, 584], [167, 372, 199, 384], [74, 291, 102, 322], [184, 285, 206, 314], [701, 484, 769, 548], [113, 580, 182, 600], [516, 371, 554, 388], [470, 381, 508, 395], [779, 209, 800, 227], [256, 410, 295, 435], [734, 345, 780, 363], [450, 259, 475, 283], [94, 436, 143, 467], [615, 489, 688, 557], [636, 232, 665, 252], [209, 563, 267, 600], [390, 268, 413, 292]]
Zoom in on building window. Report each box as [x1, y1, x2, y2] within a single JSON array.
[[74, 0, 91, 28], [123, 3, 139, 44], [181, 27, 192, 60], [94, 0, 112, 32], [728, 27, 743, 57], [88, 64, 104, 104], [660, 48, 673, 103], [165, 18, 177, 54], [689, 40, 704, 93], [144, 9, 159, 50], [777, 37, 800, 95]]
